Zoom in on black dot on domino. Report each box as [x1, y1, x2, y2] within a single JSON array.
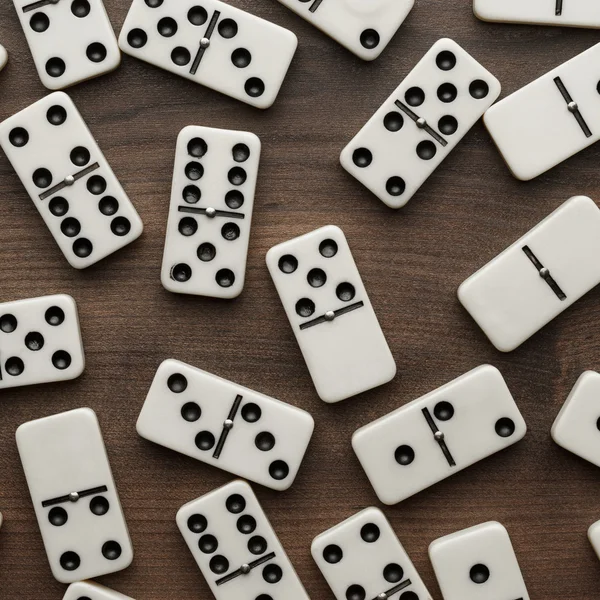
[[6, 357, 24, 376], [228, 167, 246, 186], [232, 144, 250, 162], [185, 162, 204, 181], [46, 57, 66, 78], [218, 19, 238, 38], [195, 431, 215, 451], [245, 78, 265, 98], [25, 331, 44, 351], [157, 17, 178, 37], [181, 402, 201, 422], [86, 42, 107, 63], [225, 190, 244, 209], [436, 50, 457, 71], [61, 217, 81, 238], [188, 137, 208, 158], [167, 372, 187, 393], [434, 401, 454, 421], [360, 28, 380, 50], [596, 417, 600, 432], [128, 28, 148, 49], [70, 146, 90, 167], [197, 243, 216, 262], [171, 263, 191, 282], [102, 541, 122, 561], [29, 12, 49, 33], [52, 350, 72, 370], [216, 269, 235, 288], [73, 238, 93, 258], [226, 494, 246, 514], [269, 460, 289, 480], [437, 83, 457, 103], [111, 217, 131, 237], [319, 239, 338, 258], [145, 0, 164, 7], [296, 298, 315, 318], [470, 79, 490, 99], [47, 105, 67, 126], [221, 222, 240, 241], [384, 563, 404, 583], [405, 86, 425, 107], [307, 268, 326, 288], [0, 314, 17, 333], [188, 6, 207, 25], [187, 513, 207, 533], [278, 254, 298, 274], [237, 514, 256, 534], [184, 185, 201, 204], [59, 551, 80, 571], [50, 197, 69, 216], [9, 127, 29, 147], [241, 402, 261, 423], [87, 175, 107, 195], [256, 595, 274, 600], [416, 140, 436, 160], [178, 217, 198, 237], [232, 48, 251, 69], [171, 47, 191, 66], [48, 507, 68, 527], [90, 496, 110, 516], [336, 282, 355, 302], [99, 196, 119, 216], [395, 444, 415, 466], [323, 544, 343, 564], [248, 535, 268, 555], [72, 0, 91, 18], [386, 176, 406, 197], [360, 523, 380, 543], [495, 417, 516, 437], [470, 563, 490, 584], [345, 584, 366, 600], [33, 168, 53, 189], [352, 147, 372, 168], [255, 432, 275, 451], [262, 563, 282, 584], [384, 112, 404, 132], [439, 115, 458, 135], [210, 555, 229, 574]]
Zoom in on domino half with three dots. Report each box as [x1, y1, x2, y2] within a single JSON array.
[[459, 196, 600, 352], [340, 38, 500, 208], [119, 0, 298, 109], [0, 92, 143, 269], [311, 507, 433, 600], [13, 0, 120, 89], [275, 0, 414, 60], [176, 480, 310, 600], [266, 225, 396, 403], [484, 42, 600, 180], [63, 582, 135, 600], [0, 294, 84, 390], [137, 359, 314, 490], [429, 521, 530, 600], [162, 126, 260, 298], [352, 365, 526, 504]]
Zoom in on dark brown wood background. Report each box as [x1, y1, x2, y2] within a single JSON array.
[[1, 1, 600, 597]]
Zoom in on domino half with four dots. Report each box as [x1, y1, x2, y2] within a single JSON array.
[[13, 0, 120, 89], [137, 359, 314, 491], [0, 294, 84, 390], [311, 507, 433, 600], [162, 126, 260, 298], [352, 365, 527, 504], [0, 92, 143, 269], [275, 0, 414, 61], [459, 196, 600, 352], [484, 42, 600, 180], [176, 480, 310, 600], [119, 0, 298, 109], [16, 408, 133, 583], [429, 521, 530, 600], [266, 225, 396, 403], [63, 582, 135, 600], [340, 38, 501, 208]]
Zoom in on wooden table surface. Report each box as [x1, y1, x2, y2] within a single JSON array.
[[1, 1, 600, 598]]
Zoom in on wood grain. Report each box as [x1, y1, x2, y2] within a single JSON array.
[[1, 1, 600, 597]]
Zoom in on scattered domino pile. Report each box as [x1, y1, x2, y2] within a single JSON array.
[[2, 0, 600, 598]]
